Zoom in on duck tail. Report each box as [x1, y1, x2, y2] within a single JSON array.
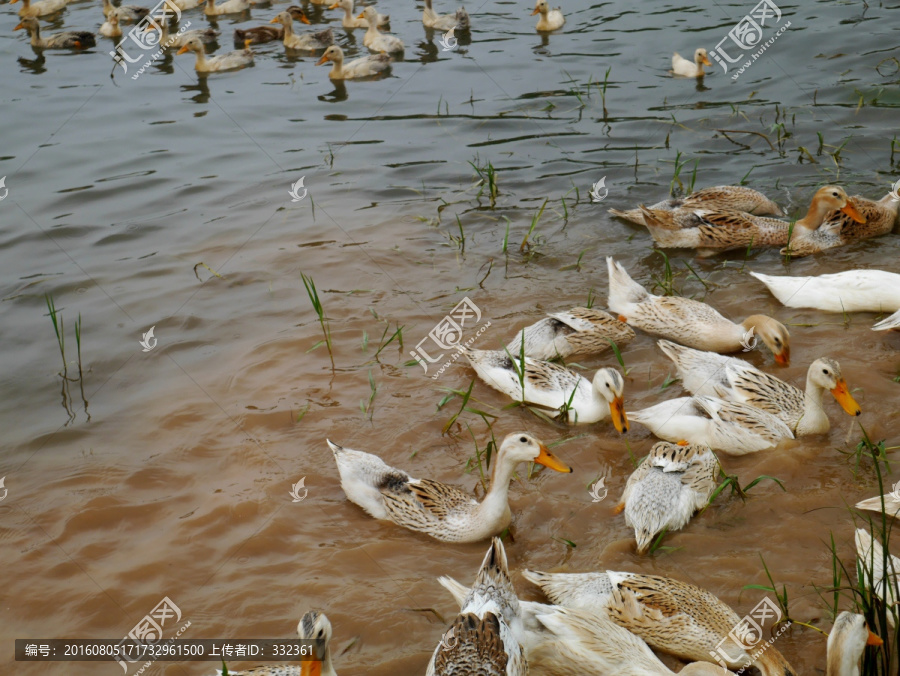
[[437, 575, 470, 609], [873, 310, 900, 331], [606, 257, 649, 311]]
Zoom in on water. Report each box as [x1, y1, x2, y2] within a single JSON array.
[[2, 0, 899, 672]]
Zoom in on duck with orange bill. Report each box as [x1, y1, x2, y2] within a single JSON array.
[[177, 36, 254, 72], [327, 432, 571, 542], [11, 0, 67, 18], [607, 257, 791, 365], [672, 48, 712, 77], [532, 0, 563, 31], [358, 6, 403, 53], [316, 45, 391, 79], [15, 17, 95, 48], [330, 0, 387, 27], [269, 12, 333, 51]]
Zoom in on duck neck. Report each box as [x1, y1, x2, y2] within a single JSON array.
[[826, 642, 860, 676], [694, 58, 705, 75], [477, 453, 517, 523], [796, 196, 834, 231], [194, 47, 208, 67], [30, 23, 41, 46], [282, 17, 294, 38], [329, 58, 343, 78], [798, 371, 830, 435], [321, 646, 336, 676], [342, 2, 353, 19], [365, 20, 379, 37]]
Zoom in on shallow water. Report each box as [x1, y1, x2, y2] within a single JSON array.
[[2, 0, 900, 672]]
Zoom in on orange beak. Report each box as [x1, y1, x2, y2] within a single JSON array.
[[841, 201, 866, 224], [677, 440, 690, 446], [14, 21, 25, 30], [299, 13, 310, 23], [774, 346, 790, 366], [269, 16, 279, 23], [830, 378, 861, 416], [701, 55, 712, 66], [609, 396, 628, 434], [316, 54, 329, 65], [176, 44, 189, 54], [530, 7, 540, 14], [356, 10, 364, 17], [300, 660, 323, 676], [866, 629, 884, 646], [535, 443, 572, 473]]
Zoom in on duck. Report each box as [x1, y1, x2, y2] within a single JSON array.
[[171, 0, 204, 9], [750, 269, 900, 314], [327, 432, 571, 543], [855, 529, 900, 627], [671, 48, 712, 77], [521, 569, 796, 675], [359, 7, 403, 53], [609, 185, 785, 228], [460, 347, 628, 429], [423, 0, 469, 31], [529, 600, 737, 675], [657, 341, 862, 435], [628, 395, 793, 454], [204, 0, 250, 15], [531, 0, 563, 31], [99, 8, 122, 37], [14, 17, 96, 48], [101, 0, 148, 20], [784, 192, 899, 258], [330, 0, 388, 27], [176, 36, 254, 72], [11, 0, 67, 18], [635, 186, 865, 256], [216, 611, 337, 675], [856, 487, 900, 518], [826, 611, 884, 676], [617, 441, 717, 553], [874, 310, 900, 331], [607, 257, 791, 364], [270, 12, 333, 50], [158, 19, 218, 48], [233, 24, 283, 44], [316, 44, 391, 79], [427, 539, 527, 676], [505, 307, 635, 361]]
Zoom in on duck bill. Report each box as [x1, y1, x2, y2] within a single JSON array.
[[535, 444, 572, 473], [316, 54, 328, 65], [300, 661, 323, 676], [609, 396, 629, 433], [299, 13, 310, 23], [830, 378, 861, 416], [356, 10, 364, 17], [14, 21, 25, 30], [269, 16, 279, 23], [700, 55, 712, 66], [176, 44, 189, 54], [774, 346, 790, 366], [840, 201, 866, 224], [867, 630, 884, 646], [530, 7, 540, 14]]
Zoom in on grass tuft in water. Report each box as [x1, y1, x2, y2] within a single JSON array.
[[301, 272, 335, 371]]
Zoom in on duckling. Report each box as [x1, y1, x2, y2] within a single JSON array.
[[204, 0, 250, 15], [607, 257, 791, 364], [672, 48, 712, 77], [617, 441, 717, 554], [316, 44, 391, 79], [158, 20, 218, 48], [422, 0, 468, 31], [15, 17, 96, 48], [99, 8, 122, 37], [329, 0, 388, 27], [233, 24, 284, 44], [532, 0, 563, 31], [359, 6, 403, 53], [270, 12, 333, 50], [11, 0, 67, 19], [101, 0, 148, 21], [176, 36, 254, 72]]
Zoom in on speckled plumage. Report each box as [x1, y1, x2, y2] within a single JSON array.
[[784, 193, 899, 257], [638, 206, 792, 254], [608, 185, 785, 228], [619, 442, 717, 553], [523, 570, 795, 675], [628, 395, 794, 455], [506, 307, 635, 360]]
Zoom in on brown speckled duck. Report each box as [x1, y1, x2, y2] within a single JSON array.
[[609, 185, 785, 227], [506, 307, 635, 361], [784, 192, 898, 257], [15, 17, 95, 48]]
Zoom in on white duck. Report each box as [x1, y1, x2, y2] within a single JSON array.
[[328, 432, 571, 543], [11, 0, 67, 18], [628, 395, 793, 455], [427, 538, 527, 676], [99, 8, 122, 37], [176, 37, 254, 72], [329, 0, 387, 27], [422, 0, 469, 31], [204, 0, 250, 15], [657, 341, 862, 436], [531, 0, 563, 31], [607, 257, 792, 365], [359, 6, 403, 53], [826, 612, 884, 676], [856, 487, 900, 518], [617, 441, 718, 553], [460, 347, 628, 429], [855, 529, 900, 627], [506, 307, 635, 361], [672, 48, 712, 77], [316, 44, 391, 79]]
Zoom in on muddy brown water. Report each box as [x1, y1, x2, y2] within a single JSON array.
[[2, 0, 900, 672]]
